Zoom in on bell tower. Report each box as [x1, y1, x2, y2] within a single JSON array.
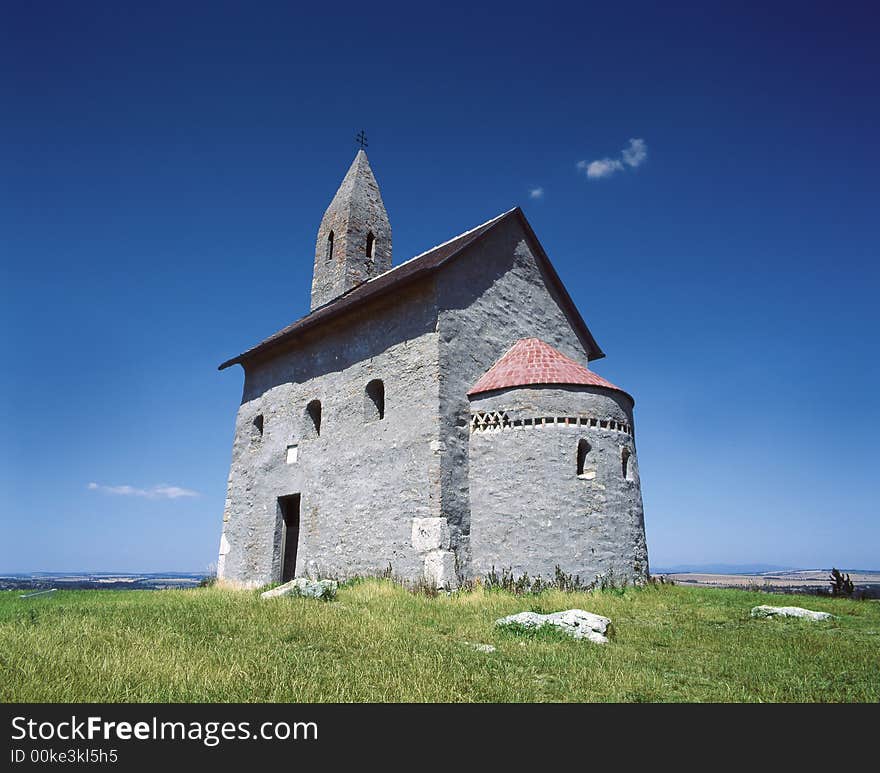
[[310, 150, 392, 310]]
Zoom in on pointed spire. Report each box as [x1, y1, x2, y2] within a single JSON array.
[[310, 150, 392, 310]]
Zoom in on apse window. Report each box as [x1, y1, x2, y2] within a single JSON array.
[[621, 447, 634, 481], [364, 379, 385, 422], [286, 444, 299, 464], [576, 438, 592, 478], [304, 399, 322, 439]]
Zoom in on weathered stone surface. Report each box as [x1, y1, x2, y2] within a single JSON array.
[[424, 550, 458, 589], [218, 281, 441, 588], [435, 220, 648, 585], [412, 517, 450, 553], [468, 385, 647, 585], [260, 578, 338, 600], [750, 605, 834, 621], [495, 609, 612, 643]]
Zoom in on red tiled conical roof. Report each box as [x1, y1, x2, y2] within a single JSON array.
[[468, 338, 627, 397]]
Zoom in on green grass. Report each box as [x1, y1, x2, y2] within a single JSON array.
[[1, 581, 878, 702]]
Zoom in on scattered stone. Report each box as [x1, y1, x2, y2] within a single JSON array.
[[260, 578, 337, 601], [495, 609, 612, 644], [462, 641, 496, 653], [750, 605, 834, 622]]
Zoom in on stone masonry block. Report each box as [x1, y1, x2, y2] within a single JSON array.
[[412, 517, 450, 553], [424, 550, 458, 590]]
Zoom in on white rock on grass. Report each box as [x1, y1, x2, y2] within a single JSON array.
[[495, 609, 612, 644], [750, 605, 834, 622], [260, 578, 337, 600]]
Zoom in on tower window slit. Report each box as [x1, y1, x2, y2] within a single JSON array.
[[325, 231, 334, 261]]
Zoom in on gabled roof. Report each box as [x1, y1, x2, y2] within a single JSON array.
[[468, 338, 629, 400], [219, 207, 604, 370]]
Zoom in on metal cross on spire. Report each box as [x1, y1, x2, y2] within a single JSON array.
[[355, 130, 368, 150]]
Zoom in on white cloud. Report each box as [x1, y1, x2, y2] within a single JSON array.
[[622, 138, 647, 168], [529, 187, 545, 199], [577, 138, 648, 180], [577, 158, 624, 179], [88, 482, 200, 499]]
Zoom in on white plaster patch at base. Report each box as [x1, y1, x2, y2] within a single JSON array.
[[216, 532, 230, 578], [412, 517, 451, 553], [424, 550, 457, 589]]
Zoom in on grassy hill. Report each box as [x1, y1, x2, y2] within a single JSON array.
[[1, 580, 877, 702]]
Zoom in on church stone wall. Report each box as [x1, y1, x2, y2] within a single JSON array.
[[218, 282, 443, 587], [435, 217, 595, 577], [468, 386, 649, 584], [217, 204, 648, 590]]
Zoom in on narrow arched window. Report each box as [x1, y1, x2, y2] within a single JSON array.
[[252, 414, 264, 440], [325, 231, 334, 261], [621, 447, 633, 480], [305, 400, 321, 439], [576, 438, 591, 477], [365, 231, 375, 259], [364, 379, 384, 422]]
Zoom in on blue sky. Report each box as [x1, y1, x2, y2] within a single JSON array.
[[1, 2, 877, 573]]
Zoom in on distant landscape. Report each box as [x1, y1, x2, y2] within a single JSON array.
[[653, 567, 880, 599], [0, 572, 205, 591], [652, 563, 803, 574], [3, 568, 879, 597]]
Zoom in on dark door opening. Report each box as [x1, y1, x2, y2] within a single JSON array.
[[278, 494, 301, 583]]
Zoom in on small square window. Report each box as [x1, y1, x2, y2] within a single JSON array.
[[286, 444, 299, 464]]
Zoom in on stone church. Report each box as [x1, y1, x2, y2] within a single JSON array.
[[216, 150, 648, 589]]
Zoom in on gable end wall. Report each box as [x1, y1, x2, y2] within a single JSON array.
[[435, 217, 596, 577]]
